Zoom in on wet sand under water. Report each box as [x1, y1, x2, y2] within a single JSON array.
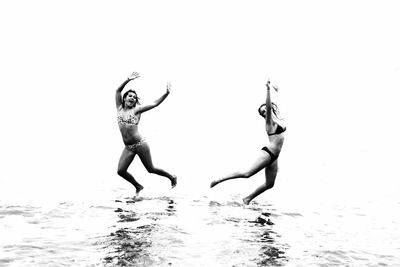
[[1, 190, 399, 266]]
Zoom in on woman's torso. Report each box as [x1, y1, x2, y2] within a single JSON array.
[[265, 121, 286, 156], [117, 107, 143, 145]]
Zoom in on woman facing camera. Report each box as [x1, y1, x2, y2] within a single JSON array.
[[211, 79, 285, 204], [115, 72, 177, 196]]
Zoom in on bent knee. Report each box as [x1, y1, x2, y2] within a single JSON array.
[[117, 169, 127, 176], [266, 182, 275, 189], [147, 167, 158, 174]]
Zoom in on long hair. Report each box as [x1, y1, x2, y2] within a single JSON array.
[[258, 102, 282, 120], [122, 90, 140, 108]]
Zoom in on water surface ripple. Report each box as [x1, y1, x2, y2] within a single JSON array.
[[1, 192, 399, 266]]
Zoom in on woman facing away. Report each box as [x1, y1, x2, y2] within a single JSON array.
[[115, 71, 177, 196], [210, 79, 286, 205]]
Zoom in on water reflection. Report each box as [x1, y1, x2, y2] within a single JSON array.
[[98, 196, 289, 266], [248, 210, 289, 266], [100, 196, 177, 266], [102, 225, 155, 266], [208, 199, 289, 266]]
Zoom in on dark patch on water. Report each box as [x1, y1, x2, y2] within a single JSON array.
[[165, 205, 176, 215], [258, 245, 287, 266], [102, 225, 155, 266], [59, 202, 73, 206], [227, 201, 243, 207], [257, 228, 289, 266], [249, 216, 274, 226], [225, 217, 241, 223], [209, 201, 222, 207], [118, 213, 140, 223], [144, 211, 170, 220], [243, 210, 289, 266], [260, 230, 275, 243], [99, 196, 179, 265], [165, 199, 176, 215], [247, 206, 263, 212]]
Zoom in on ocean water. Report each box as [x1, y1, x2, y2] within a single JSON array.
[[1, 179, 399, 267]]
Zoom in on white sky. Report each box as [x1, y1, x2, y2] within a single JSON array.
[[1, 1, 399, 201]]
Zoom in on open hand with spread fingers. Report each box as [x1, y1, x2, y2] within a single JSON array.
[[128, 71, 140, 81], [166, 82, 171, 94]]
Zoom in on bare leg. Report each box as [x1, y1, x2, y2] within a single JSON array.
[[137, 142, 177, 188], [243, 160, 278, 205], [210, 151, 272, 188], [117, 147, 144, 195]]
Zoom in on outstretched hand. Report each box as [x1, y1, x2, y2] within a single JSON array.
[[266, 78, 279, 92], [128, 71, 140, 81], [166, 82, 171, 94], [265, 79, 271, 90]]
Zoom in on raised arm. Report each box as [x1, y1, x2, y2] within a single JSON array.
[[115, 72, 140, 109], [135, 82, 171, 114], [264, 79, 275, 132]]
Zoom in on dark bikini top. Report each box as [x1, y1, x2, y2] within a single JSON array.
[[268, 124, 286, 136]]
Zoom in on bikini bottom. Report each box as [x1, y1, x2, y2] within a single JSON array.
[[261, 146, 278, 164], [126, 138, 146, 153]]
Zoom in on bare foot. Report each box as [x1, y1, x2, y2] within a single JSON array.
[[135, 185, 144, 197], [170, 175, 177, 188], [242, 197, 251, 205], [210, 180, 219, 188]]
